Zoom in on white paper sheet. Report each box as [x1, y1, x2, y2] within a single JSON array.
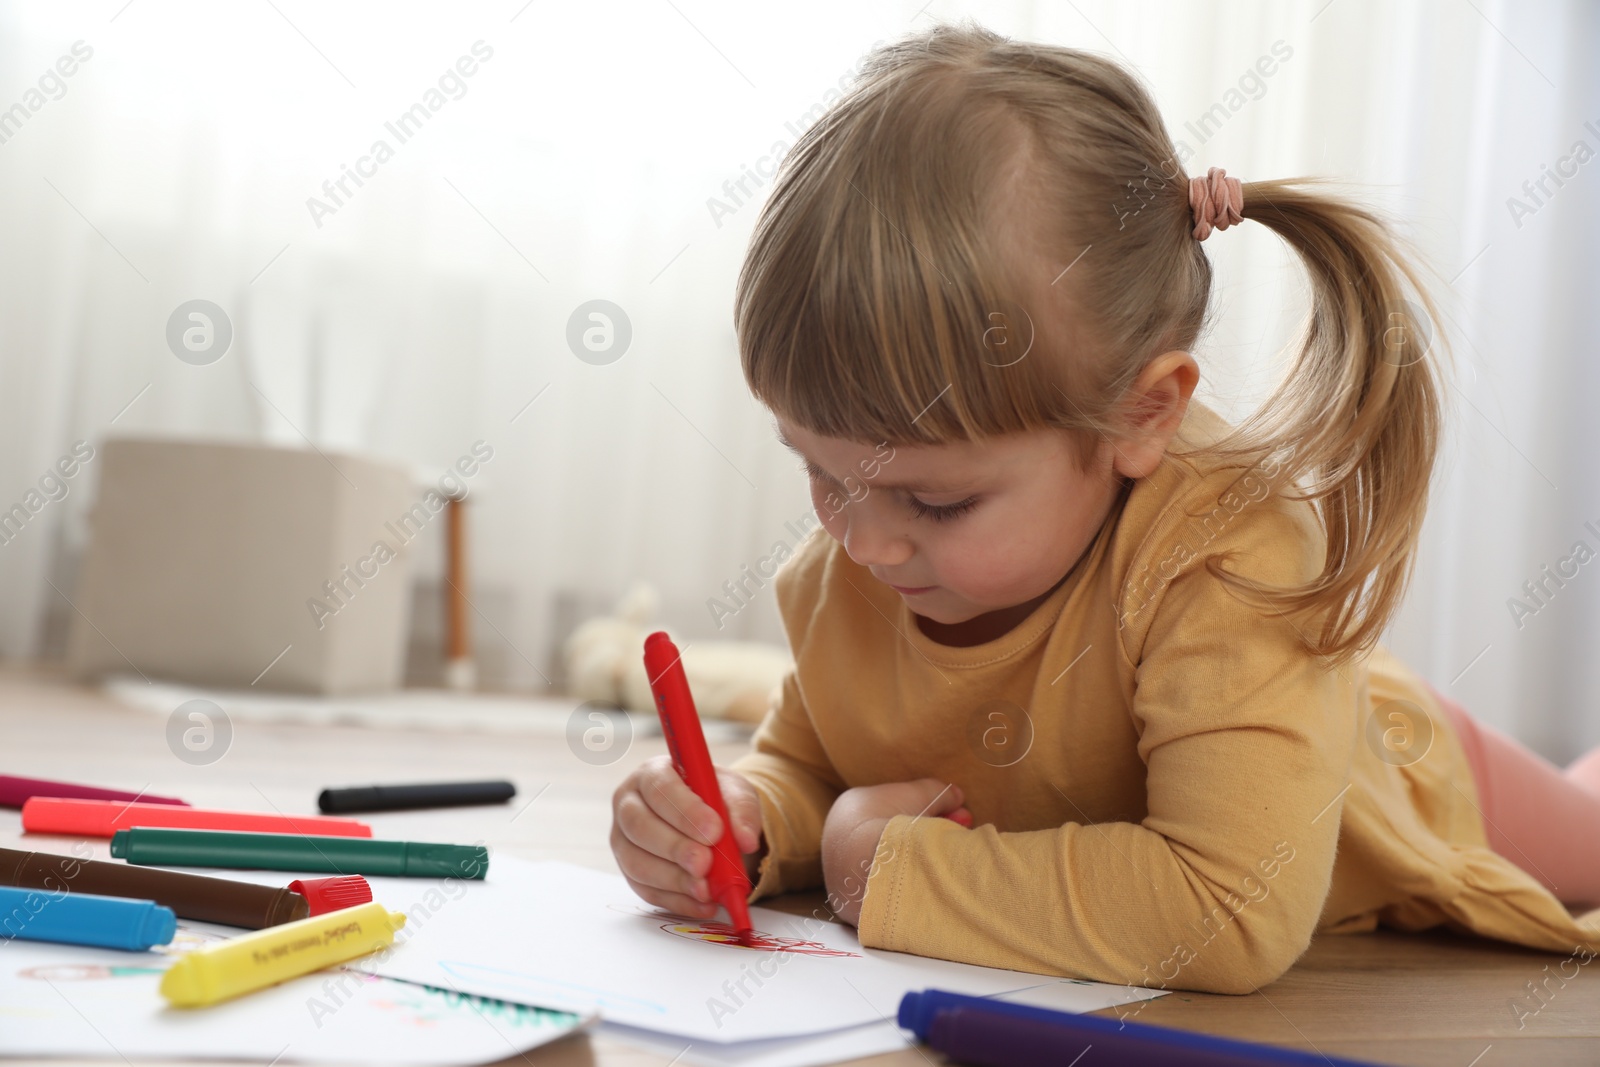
[[596, 977, 1168, 1066], [0, 921, 592, 1064], [599, 1018, 916, 1067], [999, 975, 1169, 1015], [352, 854, 1148, 1045]]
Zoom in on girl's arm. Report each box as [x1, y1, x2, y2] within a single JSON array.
[[851, 500, 1355, 995], [730, 665, 849, 899]]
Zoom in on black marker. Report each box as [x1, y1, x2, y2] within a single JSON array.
[[317, 780, 517, 814]]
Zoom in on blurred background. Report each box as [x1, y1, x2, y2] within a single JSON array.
[[0, 1, 1595, 756]]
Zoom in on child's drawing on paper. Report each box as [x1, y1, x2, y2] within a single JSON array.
[[365, 980, 584, 1031], [658, 917, 860, 956], [609, 901, 861, 955], [19, 964, 165, 981], [152, 928, 226, 955]]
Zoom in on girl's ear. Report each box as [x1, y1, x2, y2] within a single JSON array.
[[1109, 351, 1199, 479]]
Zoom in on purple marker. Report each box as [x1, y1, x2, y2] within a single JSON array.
[[0, 775, 188, 810], [902, 989, 1387, 1067]]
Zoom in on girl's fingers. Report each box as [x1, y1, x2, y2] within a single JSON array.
[[611, 828, 711, 903], [911, 778, 964, 817], [638, 758, 724, 845], [615, 788, 713, 875], [720, 771, 765, 854], [619, 872, 720, 921]]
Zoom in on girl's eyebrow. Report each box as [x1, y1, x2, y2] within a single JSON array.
[[775, 431, 971, 494]]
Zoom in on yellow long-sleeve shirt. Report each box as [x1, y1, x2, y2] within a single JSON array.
[[732, 399, 1600, 994]]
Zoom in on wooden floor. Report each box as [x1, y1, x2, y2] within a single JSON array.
[[5, 664, 1600, 1066]]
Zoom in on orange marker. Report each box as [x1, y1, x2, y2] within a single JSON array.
[[21, 798, 372, 839]]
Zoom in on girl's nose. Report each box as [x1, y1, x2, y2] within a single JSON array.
[[841, 510, 912, 568]]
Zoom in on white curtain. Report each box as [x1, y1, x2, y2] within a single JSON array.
[[1, 1, 1595, 758]]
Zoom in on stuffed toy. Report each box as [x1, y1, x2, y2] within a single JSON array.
[[563, 584, 793, 724]]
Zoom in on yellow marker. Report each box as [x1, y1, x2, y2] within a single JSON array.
[[160, 901, 406, 1007]]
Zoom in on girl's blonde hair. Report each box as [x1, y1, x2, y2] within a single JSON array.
[[734, 21, 1445, 668]]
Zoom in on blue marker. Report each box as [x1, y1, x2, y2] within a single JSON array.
[[0, 885, 177, 951]]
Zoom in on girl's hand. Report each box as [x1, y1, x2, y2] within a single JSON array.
[[822, 779, 968, 926], [610, 755, 764, 919]]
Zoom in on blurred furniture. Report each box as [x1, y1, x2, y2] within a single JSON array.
[[444, 492, 474, 690], [67, 438, 416, 694]]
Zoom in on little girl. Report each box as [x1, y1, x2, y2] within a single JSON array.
[[610, 22, 1600, 994]]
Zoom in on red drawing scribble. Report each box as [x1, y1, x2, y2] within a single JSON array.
[[659, 918, 860, 956]]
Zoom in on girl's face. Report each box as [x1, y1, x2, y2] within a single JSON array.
[[776, 420, 1126, 630]]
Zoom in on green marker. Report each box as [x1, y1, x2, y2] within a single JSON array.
[[110, 828, 488, 879]]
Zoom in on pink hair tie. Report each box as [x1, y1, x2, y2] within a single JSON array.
[[1188, 167, 1244, 241]]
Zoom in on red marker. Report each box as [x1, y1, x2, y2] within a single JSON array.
[[643, 631, 754, 940]]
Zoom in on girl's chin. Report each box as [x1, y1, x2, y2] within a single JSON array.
[[907, 600, 976, 624]]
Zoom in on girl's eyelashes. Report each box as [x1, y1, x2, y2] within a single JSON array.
[[907, 495, 979, 523], [803, 458, 978, 521]]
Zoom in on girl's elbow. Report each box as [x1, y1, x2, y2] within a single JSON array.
[[1208, 928, 1313, 994], [1165, 914, 1314, 995], [1193, 951, 1297, 995]]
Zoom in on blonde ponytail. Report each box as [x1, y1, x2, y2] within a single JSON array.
[[1190, 179, 1447, 667]]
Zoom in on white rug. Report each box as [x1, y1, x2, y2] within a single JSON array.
[[101, 675, 753, 742]]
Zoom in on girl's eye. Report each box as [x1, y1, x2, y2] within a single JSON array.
[[804, 458, 976, 521], [907, 495, 978, 523]]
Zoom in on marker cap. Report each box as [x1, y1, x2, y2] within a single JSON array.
[[288, 876, 372, 916], [142, 903, 178, 947], [403, 842, 489, 878]]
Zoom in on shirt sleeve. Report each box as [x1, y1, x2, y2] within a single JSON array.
[[730, 665, 847, 900], [854, 495, 1360, 994]]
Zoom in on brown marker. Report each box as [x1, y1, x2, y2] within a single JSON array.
[[0, 846, 309, 929]]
